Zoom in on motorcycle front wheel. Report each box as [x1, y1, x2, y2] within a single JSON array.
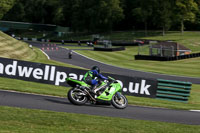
[[111, 92, 128, 109], [68, 88, 88, 105]]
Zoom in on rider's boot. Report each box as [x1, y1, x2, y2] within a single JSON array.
[[91, 84, 98, 94]]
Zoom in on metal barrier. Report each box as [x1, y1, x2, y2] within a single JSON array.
[[135, 52, 200, 61], [156, 79, 192, 102]]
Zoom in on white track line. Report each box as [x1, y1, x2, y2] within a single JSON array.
[[190, 110, 200, 112], [44, 47, 86, 69], [40, 49, 50, 60], [64, 47, 200, 80]]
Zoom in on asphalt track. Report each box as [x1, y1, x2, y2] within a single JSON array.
[[1, 42, 200, 125], [1, 90, 200, 125], [31, 42, 200, 84]]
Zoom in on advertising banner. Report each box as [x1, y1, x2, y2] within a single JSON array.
[[0, 57, 158, 98]]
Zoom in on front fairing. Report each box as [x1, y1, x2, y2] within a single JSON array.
[[97, 82, 122, 101]]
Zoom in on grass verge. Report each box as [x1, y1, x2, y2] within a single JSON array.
[[0, 31, 36, 60], [0, 106, 200, 133]]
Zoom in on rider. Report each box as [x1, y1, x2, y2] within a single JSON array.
[[82, 66, 108, 94], [68, 50, 72, 59]]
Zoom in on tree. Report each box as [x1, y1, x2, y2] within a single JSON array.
[[174, 0, 198, 33], [0, 0, 15, 19], [2, 0, 200, 32], [193, 0, 200, 29], [91, 0, 124, 32], [153, 0, 173, 36], [3, 0, 25, 21], [4, 0, 65, 24], [24, 0, 49, 23], [62, 0, 124, 32], [132, 0, 156, 36]]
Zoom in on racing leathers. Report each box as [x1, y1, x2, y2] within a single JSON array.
[[82, 69, 108, 93]]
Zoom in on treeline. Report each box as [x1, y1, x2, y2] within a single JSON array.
[[1, 0, 200, 34]]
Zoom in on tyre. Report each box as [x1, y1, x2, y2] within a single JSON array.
[[68, 88, 88, 105], [111, 92, 128, 109]]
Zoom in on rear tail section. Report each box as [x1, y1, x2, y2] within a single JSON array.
[[66, 78, 89, 87]]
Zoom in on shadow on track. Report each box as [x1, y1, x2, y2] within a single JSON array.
[[44, 98, 116, 109]]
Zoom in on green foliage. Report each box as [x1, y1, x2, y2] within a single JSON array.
[[175, 0, 199, 32], [0, 0, 15, 19], [152, 0, 173, 35], [3, 1, 25, 21], [62, 0, 124, 32], [3, 0, 63, 24], [1, 0, 200, 32], [132, 0, 155, 35]]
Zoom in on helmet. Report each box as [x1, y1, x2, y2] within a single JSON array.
[[91, 66, 100, 73]]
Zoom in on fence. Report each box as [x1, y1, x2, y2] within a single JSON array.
[[156, 79, 192, 102]]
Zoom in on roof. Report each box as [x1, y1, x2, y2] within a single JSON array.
[[152, 42, 191, 51]]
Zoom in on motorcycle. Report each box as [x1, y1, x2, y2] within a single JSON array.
[[68, 51, 72, 59], [66, 76, 128, 109]]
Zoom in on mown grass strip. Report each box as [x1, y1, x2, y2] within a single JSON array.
[[61, 31, 200, 77], [0, 106, 200, 133], [67, 45, 200, 77], [0, 31, 36, 60]]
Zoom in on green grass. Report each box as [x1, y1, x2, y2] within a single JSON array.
[[64, 31, 200, 77], [62, 45, 93, 50], [0, 31, 37, 60], [0, 106, 200, 133], [0, 77, 68, 97], [0, 31, 84, 69], [64, 42, 200, 77]]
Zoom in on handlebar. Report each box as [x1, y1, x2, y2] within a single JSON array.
[[108, 76, 115, 82]]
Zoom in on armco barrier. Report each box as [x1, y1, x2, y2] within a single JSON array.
[[156, 79, 192, 102], [135, 52, 200, 61], [94, 46, 125, 51]]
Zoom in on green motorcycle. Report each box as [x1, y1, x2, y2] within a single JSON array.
[[66, 76, 128, 109]]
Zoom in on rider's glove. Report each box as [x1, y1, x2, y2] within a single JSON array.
[[108, 78, 113, 82]]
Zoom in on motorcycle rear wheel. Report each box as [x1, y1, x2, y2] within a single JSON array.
[[111, 92, 128, 109], [68, 88, 88, 105]]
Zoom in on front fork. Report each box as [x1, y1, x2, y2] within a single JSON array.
[[116, 92, 122, 100]]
